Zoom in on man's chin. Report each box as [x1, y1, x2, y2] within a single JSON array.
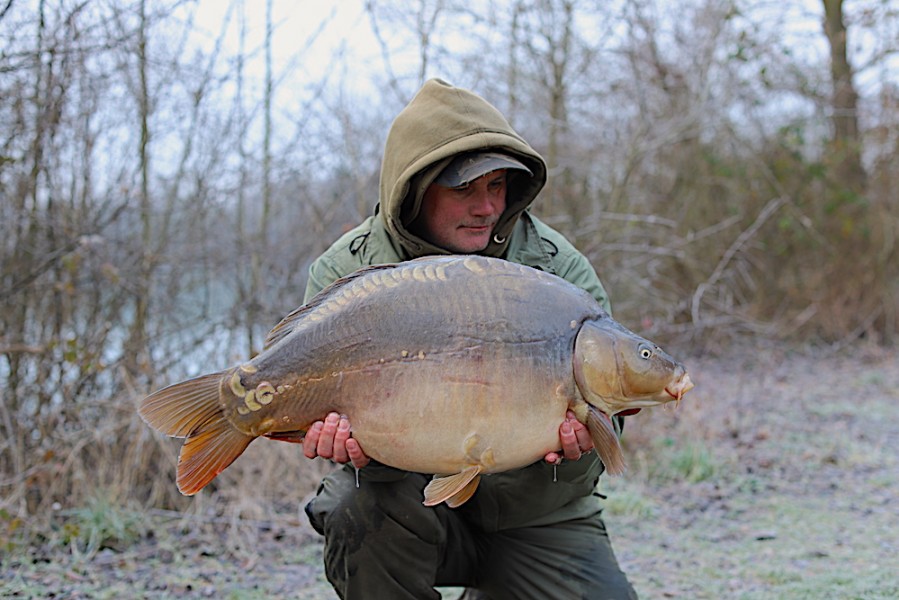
[[449, 230, 492, 253], [452, 240, 491, 254]]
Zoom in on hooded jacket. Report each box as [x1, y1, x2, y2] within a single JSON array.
[[304, 79, 614, 530]]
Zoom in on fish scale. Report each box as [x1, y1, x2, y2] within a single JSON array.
[[139, 255, 694, 506]]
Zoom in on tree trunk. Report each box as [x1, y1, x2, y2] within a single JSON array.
[[125, 0, 152, 380], [822, 0, 866, 190]]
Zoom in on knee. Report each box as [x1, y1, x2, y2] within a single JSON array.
[[306, 470, 438, 544], [305, 472, 373, 539]]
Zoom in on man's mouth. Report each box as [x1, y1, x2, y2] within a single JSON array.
[[461, 222, 495, 232]]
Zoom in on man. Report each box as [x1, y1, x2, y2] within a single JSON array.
[[301, 79, 637, 600]]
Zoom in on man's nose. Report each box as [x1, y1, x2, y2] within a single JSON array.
[[469, 189, 498, 215]]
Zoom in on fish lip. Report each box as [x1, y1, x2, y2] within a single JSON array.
[[665, 374, 695, 400]]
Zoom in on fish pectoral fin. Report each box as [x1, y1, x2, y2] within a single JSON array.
[[263, 430, 306, 444], [178, 418, 255, 496], [423, 466, 482, 508], [587, 406, 627, 476]]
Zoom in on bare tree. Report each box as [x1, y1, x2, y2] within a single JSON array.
[[366, 0, 451, 97], [822, 0, 866, 189], [123, 0, 152, 381]]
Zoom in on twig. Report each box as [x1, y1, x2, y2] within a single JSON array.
[[823, 306, 884, 357], [0, 0, 13, 23], [0, 343, 45, 354], [691, 196, 786, 326]]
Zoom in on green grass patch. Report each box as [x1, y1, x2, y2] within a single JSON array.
[[601, 484, 658, 519], [57, 491, 148, 556], [669, 442, 718, 482], [645, 439, 720, 483], [0, 508, 26, 554]]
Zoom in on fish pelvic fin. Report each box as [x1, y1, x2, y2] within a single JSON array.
[[445, 475, 482, 509], [138, 371, 255, 495], [423, 466, 483, 508], [587, 406, 627, 475]]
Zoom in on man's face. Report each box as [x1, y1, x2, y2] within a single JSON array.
[[412, 170, 508, 253]]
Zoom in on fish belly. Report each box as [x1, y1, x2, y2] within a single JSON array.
[[330, 350, 573, 475]]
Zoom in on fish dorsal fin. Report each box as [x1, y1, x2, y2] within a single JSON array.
[[423, 465, 483, 507], [178, 417, 254, 495], [263, 263, 401, 350], [587, 406, 626, 475]]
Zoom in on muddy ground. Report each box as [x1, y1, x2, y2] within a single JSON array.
[[2, 342, 897, 599]]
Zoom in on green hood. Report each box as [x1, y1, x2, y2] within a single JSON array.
[[379, 79, 547, 258]]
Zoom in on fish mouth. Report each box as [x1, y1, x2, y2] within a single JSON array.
[[665, 374, 695, 402]]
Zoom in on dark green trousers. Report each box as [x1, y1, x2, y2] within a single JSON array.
[[305, 467, 637, 600]]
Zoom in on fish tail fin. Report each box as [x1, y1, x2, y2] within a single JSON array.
[[138, 371, 255, 495], [177, 417, 254, 495], [423, 466, 482, 507], [139, 372, 226, 437], [587, 407, 627, 475]]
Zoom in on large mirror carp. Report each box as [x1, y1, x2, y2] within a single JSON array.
[[139, 256, 693, 507]]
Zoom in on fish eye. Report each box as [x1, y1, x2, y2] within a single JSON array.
[[639, 346, 653, 359]]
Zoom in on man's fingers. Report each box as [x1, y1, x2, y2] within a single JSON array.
[[560, 420, 581, 461], [564, 410, 593, 453], [304, 413, 369, 469], [332, 416, 351, 463], [316, 412, 340, 459], [303, 421, 323, 459], [550, 411, 595, 464], [346, 438, 371, 469], [571, 418, 593, 452]]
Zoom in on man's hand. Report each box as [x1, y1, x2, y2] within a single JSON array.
[[544, 410, 595, 465], [544, 408, 642, 464], [303, 412, 371, 469]]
